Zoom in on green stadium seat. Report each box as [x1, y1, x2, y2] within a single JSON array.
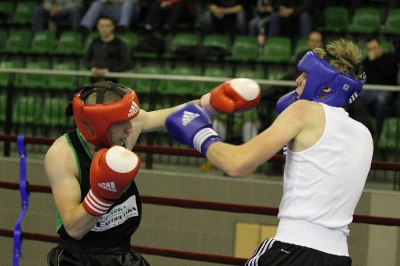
[[45, 62, 78, 91], [41, 97, 74, 127], [169, 33, 199, 52], [54, 31, 83, 55], [12, 96, 42, 125], [348, 8, 381, 34], [226, 36, 259, 62], [377, 118, 400, 151], [3, 29, 30, 54], [162, 67, 197, 106], [117, 70, 135, 89], [0, 29, 6, 47], [136, 66, 166, 95], [201, 34, 230, 60], [31, 30, 56, 55], [259, 37, 292, 63], [267, 69, 288, 80], [202, 34, 230, 50], [318, 7, 349, 33], [234, 69, 263, 80], [117, 32, 138, 52], [292, 38, 309, 63], [7, 2, 36, 25], [196, 68, 230, 97], [0, 60, 23, 87], [0, 94, 6, 123], [15, 61, 50, 89], [382, 8, 400, 35], [0, 2, 15, 23]]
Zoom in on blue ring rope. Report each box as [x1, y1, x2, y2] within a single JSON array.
[[13, 135, 30, 266]]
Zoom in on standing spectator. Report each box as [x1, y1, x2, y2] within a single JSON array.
[[248, 0, 277, 54], [143, 0, 195, 34], [81, 16, 133, 83], [31, 0, 83, 36], [351, 36, 400, 141], [202, 0, 250, 38], [268, 0, 325, 39], [80, 0, 139, 33]]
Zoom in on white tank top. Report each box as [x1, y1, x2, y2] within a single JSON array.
[[275, 103, 373, 256]]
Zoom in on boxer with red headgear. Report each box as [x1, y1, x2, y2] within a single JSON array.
[[166, 39, 373, 265], [44, 77, 261, 266]]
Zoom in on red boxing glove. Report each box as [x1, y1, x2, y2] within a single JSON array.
[[82, 146, 141, 216], [200, 78, 261, 114]]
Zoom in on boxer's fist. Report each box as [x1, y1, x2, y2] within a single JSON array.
[[166, 103, 222, 156], [83, 146, 141, 216], [200, 78, 261, 114]]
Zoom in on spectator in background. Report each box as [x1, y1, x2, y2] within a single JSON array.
[[80, 0, 139, 33], [349, 36, 400, 141], [296, 31, 323, 62], [292, 31, 324, 76], [31, 0, 83, 36], [248, 0, 277, 54], [143, 0, 195, 34], [81, 16, 133, 84], [268, 0, 325, 39], [202, 0, 249, 38]]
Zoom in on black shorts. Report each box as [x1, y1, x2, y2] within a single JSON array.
[[245, 239, 352, 266], [47, 243, 150, 266]]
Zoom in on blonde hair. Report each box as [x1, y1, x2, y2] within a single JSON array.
[[313, 39, 363, 80]]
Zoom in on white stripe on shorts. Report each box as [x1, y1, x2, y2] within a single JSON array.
[[245, 238, 275, 266]]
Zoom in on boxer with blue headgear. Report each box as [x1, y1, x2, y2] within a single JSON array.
[[164, 39, 373, 265], [276, 49, 366, 114]]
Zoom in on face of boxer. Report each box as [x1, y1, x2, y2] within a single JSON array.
[[295, 72, 332, 101], [295, 73, 307, 100], [109, 120, 133, 146]]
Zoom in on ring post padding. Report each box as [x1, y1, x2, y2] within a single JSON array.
[[13, 135, 30, 266]]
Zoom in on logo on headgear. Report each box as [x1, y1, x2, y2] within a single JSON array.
[[128, 101, 139, 117]]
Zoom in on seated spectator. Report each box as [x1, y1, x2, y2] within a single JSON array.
[[31, 0, 83, 36], [248, 0, 277, 54], [80, 0, 139, 33], [350, 36, 400, 141], [202, 0, 249, 38], [268, 0, 325, 39], [143, 0, 195, 34], [292, 31, 323, 76], [295, 31, 323, 62], [81, 16, 133, 84]]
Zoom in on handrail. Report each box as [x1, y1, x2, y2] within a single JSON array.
[[0, 68, 399, 91]]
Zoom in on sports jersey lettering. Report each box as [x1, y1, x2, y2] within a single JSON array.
[[92, 195, 138, 231]]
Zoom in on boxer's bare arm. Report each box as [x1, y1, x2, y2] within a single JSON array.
[[44, 136, 99, 240]]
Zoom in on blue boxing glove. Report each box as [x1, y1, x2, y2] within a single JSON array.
[[166, 103, 222, 156], [276, 90, 297, 114]]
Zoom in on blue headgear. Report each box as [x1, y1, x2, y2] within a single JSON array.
[[297, 51, 366, 107]]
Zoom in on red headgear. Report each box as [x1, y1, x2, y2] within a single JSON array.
[[65, 80, 140, 147]]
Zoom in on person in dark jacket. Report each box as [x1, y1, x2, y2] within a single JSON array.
[[352, 36, 400, 140], [81, 16, 133, 83], [143, 0, 195, 33], [267, 0, 325, 39]]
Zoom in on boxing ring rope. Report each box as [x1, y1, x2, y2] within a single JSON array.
[[1, 134, 400, 265]]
